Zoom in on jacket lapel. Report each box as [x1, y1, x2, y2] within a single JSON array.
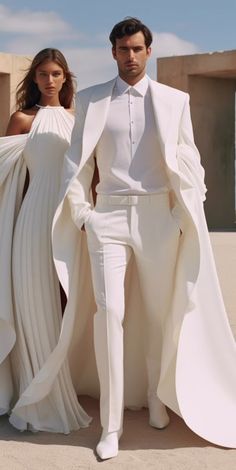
[[79, 78, 116, 171], [149, 79, 179, 174], [149, 79, 171, 148], [79, 77, 178, 173], [76, 77, 183, 188]]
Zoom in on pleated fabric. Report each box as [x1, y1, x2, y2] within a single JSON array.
[[0, 107, 91, 433], [0, 134, 27, 415]]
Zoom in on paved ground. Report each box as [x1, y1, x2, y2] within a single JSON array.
[[0, 233, 235, 469]]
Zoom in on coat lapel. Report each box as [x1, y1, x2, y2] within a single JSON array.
[[79, 77, 179, 175], [149, 79, 171, 148], [79, 78, 116, 171], [149, 79, 179, 175]]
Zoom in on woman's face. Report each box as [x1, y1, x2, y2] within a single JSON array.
[[34, 60, 66, 98]]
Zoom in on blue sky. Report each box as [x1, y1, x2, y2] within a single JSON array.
[[0, 1, 236, 89]]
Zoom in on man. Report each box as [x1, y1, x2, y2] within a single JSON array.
[[53, 18, 236, 459]]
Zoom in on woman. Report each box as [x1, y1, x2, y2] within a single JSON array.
[[0, 48, 91, 433]]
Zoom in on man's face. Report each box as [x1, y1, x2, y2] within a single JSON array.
[[112, 31, 151, 84]]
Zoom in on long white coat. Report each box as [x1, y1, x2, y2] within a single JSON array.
[[51, 78, 236, 447]]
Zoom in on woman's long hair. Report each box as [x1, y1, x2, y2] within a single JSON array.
[[16, 48, 76, 110]]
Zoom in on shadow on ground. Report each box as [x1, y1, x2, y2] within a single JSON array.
[[0, 395, 212, 451]]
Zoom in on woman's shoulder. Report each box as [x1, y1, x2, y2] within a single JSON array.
[[65, 108, 75, 116], [6, 108, 37, 136]]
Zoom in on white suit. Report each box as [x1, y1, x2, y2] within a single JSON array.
[[51, 77, 236, 448]]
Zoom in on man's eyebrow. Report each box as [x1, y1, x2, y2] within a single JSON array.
[[118, 45, 144, 49]]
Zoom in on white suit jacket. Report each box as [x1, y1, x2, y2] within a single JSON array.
[[50, 77, 236, 448]]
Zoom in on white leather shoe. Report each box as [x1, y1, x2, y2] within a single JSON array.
[[148, 396, 170, 429], [96, 430, 122, 460]]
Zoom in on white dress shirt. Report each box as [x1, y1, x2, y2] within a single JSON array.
[[95, 75, 169, 195]]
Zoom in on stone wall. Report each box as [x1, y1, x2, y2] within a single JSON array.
[[0, 52, 31, 136], [157, 50, 236, 230]]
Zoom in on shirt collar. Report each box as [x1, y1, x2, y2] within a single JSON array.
[[115, 75, 149, 97]]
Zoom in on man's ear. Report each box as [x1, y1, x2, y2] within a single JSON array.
[[112, 47, 117, 60], [147, 47, 152, 58]]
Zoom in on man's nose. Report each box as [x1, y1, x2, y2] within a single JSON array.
[[128, 49, 135, 60]]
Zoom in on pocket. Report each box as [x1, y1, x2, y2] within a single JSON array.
[[84, 207, 109, 237], [171, 205, 183, 235], [84, 209, 94, 225], [84, 210, 95, 233]]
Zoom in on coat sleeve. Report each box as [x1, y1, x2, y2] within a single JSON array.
[[67, 158, 95, 230], [177, 94, 207, 201], [65, 93, 95, 230], [0, 134, 27, 413]]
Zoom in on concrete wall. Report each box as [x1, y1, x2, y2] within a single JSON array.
[[211, 233, 236, 338], [157, 50, 236, 90], [0, 52, 31, 136], [157, 50, 236, 230], [189, 76, 236, 229]]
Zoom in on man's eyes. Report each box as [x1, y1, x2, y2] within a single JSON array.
[[120, 47, 144, 52]]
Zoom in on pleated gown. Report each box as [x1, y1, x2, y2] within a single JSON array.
[[8, 106, 91, 433]]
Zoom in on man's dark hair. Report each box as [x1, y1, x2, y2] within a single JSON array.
[[109, 17, 153, 49]]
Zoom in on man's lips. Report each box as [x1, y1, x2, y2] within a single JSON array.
[[125, 62, 138, 67]]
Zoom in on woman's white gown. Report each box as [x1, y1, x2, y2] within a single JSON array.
[[0, 106, 91, 433]]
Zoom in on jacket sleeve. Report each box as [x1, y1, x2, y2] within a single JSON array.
[[67, 157, 95, 230], [65, 93, 95, 230], [177, 94, 207, 202]]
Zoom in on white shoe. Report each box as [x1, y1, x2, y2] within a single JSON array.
[[96, 430, 122, 460], [148, 396, 170, 429]]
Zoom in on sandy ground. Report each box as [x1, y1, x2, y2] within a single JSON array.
[[0, 396, 235, 470], [1, 233, 235, 469]]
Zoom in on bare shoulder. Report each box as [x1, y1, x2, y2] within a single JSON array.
[[6, 108, 37, 136]]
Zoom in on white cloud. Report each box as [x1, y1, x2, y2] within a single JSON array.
[[152, 32, 199, 57], [0, 4, 77, 39], [65, 32, 200, 89], [63, 47, 117, 90], [147, 32, 200, 79], [5, 32, 199, 91], [5, 37, 68, 56], [0, 3, 200, 90]]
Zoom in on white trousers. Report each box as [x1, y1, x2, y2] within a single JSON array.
[[85, 193, 180, 432]]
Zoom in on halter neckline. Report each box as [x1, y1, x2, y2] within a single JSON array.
[[35, 104, 63, 109]]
